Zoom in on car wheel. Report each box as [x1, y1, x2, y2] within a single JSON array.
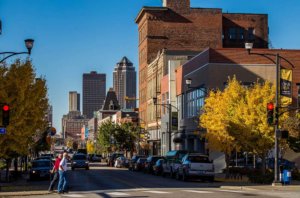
[[86, 167, 89, 170], [162, 170, 166, 177], [71, 167, 75, 171]]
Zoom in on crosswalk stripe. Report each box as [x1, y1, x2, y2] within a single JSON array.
[[106, 192, 131, 196], [219, 189, 244, 193], [182, 190, 213, 194], [62, 195, 86, 198], [143, 190, 171, 194]]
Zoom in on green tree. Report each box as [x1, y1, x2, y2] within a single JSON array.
[[97, 120, 116, 153], [0, 60, 49, 179]]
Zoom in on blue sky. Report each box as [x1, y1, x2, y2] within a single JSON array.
[[0, 0, 299, 133]]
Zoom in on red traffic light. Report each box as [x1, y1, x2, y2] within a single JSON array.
[[2, 105, 9, 111], [267, 102, 274, 110]]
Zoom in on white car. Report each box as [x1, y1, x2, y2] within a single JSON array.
[[176, 153, 214, 182]]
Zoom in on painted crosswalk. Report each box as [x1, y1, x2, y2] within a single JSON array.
[[182, 190, 214, 194]]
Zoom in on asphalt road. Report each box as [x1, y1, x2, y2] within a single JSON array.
[[23, 163, 300, 198]]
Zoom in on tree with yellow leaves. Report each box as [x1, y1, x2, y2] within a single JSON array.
[[229, 82, 275, 174], [86, 140, 95, 154], [200, 77, 245, 176]]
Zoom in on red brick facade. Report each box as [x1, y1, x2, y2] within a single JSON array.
[[136, 0, 269, 125]]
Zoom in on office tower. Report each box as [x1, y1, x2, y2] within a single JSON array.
[[83, 71, 106, 119], [69, 91, 80, 112], [113, 57, 136, 109]]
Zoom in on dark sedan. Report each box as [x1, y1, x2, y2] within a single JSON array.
[[153, 158, 165, 175], [128, 155, 146, 171], [134, 158, 147, 171], [71, 154, 89, 170], [144, 156, 163, 174], [29, 159, 53, 180]]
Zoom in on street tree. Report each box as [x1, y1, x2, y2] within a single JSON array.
[[97, 120, 116, 153], [200, 77, 245, 176], [229, 82, 276, 174], [0, 60, 49, 179]]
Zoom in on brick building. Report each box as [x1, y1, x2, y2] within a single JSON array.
[[136, 0, 268, 154]]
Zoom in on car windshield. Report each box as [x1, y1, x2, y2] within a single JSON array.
[[138, 158, 146, 162], [32, 161, 51, 167], [187, 156, 210, 163], [73, 155, 86, 160]]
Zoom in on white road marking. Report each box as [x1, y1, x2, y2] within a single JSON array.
[[106, 192, 131, 196], [219, 189, 244, 193], [62, 195, 86, 198], [182, 190, 213, 194], [143, 190, 171, 194]]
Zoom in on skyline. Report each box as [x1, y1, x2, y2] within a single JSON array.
[[1, 0, 300, 133]]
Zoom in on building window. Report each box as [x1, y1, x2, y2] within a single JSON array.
[[229, 27, 244, 40], [297, 84, 300, 107], [187, 88, 206, 118], [248, 28, 255, 41]]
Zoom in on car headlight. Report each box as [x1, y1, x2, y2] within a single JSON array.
[[32, 171, 36, 174], [85, 161, 89, 164], [73, 162, 77, 164]]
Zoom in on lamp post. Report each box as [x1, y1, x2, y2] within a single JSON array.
[[152, 97, 178, 152], [245, 42, 281, 185], [0, 39, 34, 63]]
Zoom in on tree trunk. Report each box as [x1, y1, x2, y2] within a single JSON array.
[[5, 159, 11, 182], [261, 153, 266, 175], [14, 158, 18, 173], [25, 156, 28, 172], [225, 153, 230, 179]]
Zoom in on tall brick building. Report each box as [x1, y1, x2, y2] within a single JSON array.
[[136, 0, 268, 154], [136, 0, 268, 127]]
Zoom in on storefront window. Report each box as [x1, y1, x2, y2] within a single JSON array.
[[187, 88, 206, 118]]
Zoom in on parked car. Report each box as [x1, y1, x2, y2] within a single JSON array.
[[144, 156, 163, 174], [176, 153, 214, 182], [153, 159, 165, 176], [29, 159, 53, 180], [91, 154, 102, 162], [107, 153, 124, 167], [71, 153, 89, 170], [162, 150, 188, 177], [128, 155, 145, 171], [115, 156, 129, 168], [134, 157, 147, 171]]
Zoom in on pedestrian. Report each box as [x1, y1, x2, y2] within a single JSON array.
[[48, 153, 62, 192], [58, 152, 69, 194]]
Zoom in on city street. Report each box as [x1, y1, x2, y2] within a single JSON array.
[[12, 163, 299, 198]]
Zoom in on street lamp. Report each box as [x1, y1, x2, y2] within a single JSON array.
[[152, 97, 179, 152], [245, 42, 282, 186], [0, 39, 34, 63]]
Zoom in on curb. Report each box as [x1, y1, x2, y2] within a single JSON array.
[[0, 191, 51, 197]]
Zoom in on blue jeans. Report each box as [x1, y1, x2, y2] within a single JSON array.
[[58, 170, 67, 192]]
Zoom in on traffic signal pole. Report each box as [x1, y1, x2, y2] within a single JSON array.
[[274, 53, 280, 185]]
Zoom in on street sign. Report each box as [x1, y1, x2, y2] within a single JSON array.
[[0, 127, 6, 134]]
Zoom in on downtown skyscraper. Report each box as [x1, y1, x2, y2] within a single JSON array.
[[69, 91, 80, 112], [83, 71, 106, 119], [113, 57, 136, 109]]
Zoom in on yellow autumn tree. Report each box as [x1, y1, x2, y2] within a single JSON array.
[[200, 77, 245, 175], [86, 140, 95, 154], [229, 81, 276, 173]]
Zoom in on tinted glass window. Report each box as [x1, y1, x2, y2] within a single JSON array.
[[32, 161, 51, 167], [187, 156, 210, 163], [73, 155, 86, 160]]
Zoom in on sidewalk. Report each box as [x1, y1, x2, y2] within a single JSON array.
[[0, 171, 51, 197], [215, 173, 300, 191]]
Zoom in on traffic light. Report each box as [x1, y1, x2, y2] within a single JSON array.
[[267, 102, 274, 125], [2, 104, 10, 127]]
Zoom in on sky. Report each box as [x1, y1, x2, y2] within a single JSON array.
[[0, 0, 300, 133]]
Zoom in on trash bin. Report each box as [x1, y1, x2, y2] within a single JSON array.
[[283, 169, 291, 185]]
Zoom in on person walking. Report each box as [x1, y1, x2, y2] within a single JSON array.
[[48, 153, 62, 192], [58, 152, 69, 194]]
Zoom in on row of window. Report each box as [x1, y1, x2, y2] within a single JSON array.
[[187, 89, 206, 118], [226, 27, 255, 41]]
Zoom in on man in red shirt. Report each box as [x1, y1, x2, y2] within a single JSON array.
[[48, 153, 62, 192]]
